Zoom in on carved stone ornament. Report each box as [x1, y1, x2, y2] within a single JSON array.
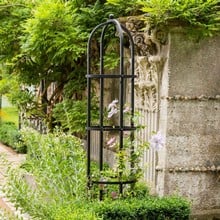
[[122, 16, 169, 112], [134, 56, 158, 112]]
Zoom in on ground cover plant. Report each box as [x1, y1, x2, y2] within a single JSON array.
[[0, 105, 26, 153]]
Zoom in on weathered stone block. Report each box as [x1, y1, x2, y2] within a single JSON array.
[[169, 34, 220, 96], [157, 30, 220, 214]]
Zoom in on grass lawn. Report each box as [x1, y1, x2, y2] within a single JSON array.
[[0, 107, 19, 127]]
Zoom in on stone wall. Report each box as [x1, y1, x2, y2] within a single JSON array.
[[89, 16, 220, 216], [122, 17, 220, 214], [157, 32, 220, 216]]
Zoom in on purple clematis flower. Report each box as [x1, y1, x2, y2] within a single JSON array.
[[149, 131, 165, 151]]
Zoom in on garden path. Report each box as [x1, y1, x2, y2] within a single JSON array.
[[0, 142, 31, 219]]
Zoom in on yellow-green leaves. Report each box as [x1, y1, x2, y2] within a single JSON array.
[[139, 0, 220, 37]]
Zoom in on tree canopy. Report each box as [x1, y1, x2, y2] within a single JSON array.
[[0, 0, 219, 133]]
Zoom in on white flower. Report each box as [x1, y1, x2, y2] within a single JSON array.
[[108, 108, 118, 118], [123, 106, 130, 113], [107, 99, 118, 111], [107, 137, 117, 148], [107, 99, 118, 118], [149, 131, 165, 151]]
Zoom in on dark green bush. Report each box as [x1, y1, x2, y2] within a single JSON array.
[[94, 196, 191, 220], [0, 122, 26, 153]]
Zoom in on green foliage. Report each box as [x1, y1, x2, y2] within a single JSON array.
[[6, 0, 120, 130], [22, 128, 87, 199], [1, 0, 87, 129], [53, 97, 99, 138], [3, 128, 191, 219], [53, 99, 87, 138], [106, 0, 142, 15], [52, 204, 99, 220], [5, 128, 88, 219], [72, 0, 118, 33], [139, 0, 220, 37], [0, 122, 26, 153], [94, 196, 191, 220], [129, 181, 150, 198], [0, 0, 33, 113], [16, 0, 87, 83], [0, 71, 39, 120], [107, 0, 220, 37], [0, 0, 33, 62], [0, 71, 18, 95], [0, 121, 17, 144], [1, 0, 220, 133], [0, 122, 18, 148]]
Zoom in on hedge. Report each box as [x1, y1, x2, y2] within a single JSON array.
[[0, 122, 26, 153], [93, 196, 191, 220]]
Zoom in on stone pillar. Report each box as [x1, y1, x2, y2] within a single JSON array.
[[157, 29, 220, 216], [122, 16, 220, 216], [123, 16, 169, 186]]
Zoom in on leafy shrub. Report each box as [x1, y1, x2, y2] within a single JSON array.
[[53, 97, 99, 138], [52, 204, 99, 220], [0, 122, 26, 153], [5, 128, 88, 219], [53, 99, 88, 138], [0, 122, 17, 146], [107, 0, 220, 37], [94, 196, 191, 220]]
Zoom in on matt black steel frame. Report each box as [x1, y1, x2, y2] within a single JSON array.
[[86, 15, 136, 200]]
